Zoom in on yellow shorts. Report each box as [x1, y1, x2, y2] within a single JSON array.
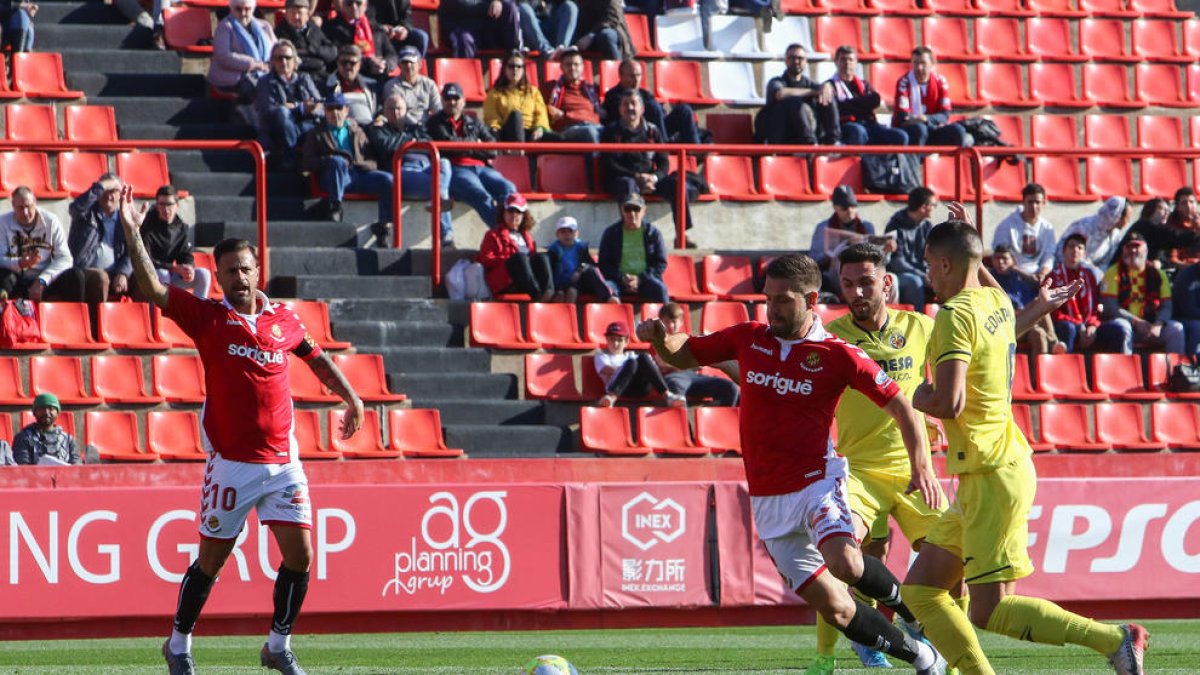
[[848, 468, 946, 550], [925, 455, 1037, 585]]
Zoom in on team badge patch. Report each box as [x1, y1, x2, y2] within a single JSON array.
[[801, 351, 823, 372], [271, 324, 284, 341], [205, 515, 221, 533], [888, 332, 906, 349]]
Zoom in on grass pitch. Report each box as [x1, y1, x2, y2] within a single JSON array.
[[0, 620, 1193, 673]]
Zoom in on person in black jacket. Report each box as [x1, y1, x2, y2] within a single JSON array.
[[1117, 197, 1200, 269], [597, 192, 668, 303], [367, 0, 429, 56], [368, 94, 454, 245], [602, 59, 699, 144], [274, 0, 337, 81], [755, 44, 840, 145], [137, 185, 211, 299], [255, 40, 324, 165], [322, 0, 398, 79], [425, 83, 515, 241], [68, 174, 133, 317]]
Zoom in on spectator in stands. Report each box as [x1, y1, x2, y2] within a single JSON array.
[[136, 185, 211, 299], [992, 183, 1056, 278], [1172, 260, 1200, 354], [1057, 196, 1133, 281], [483, 50, 559, 142], [368, 0, 430, 57], [518, 0, 577, 57], [601, 90, 706, 233], [325, 45, 378, 126], [437, 0, 521, 59], [301, 92, 395, 231], [603, 59, 700, 145], [12, 393, 80, 466], [884, 186, 935, 311], [255, 40, 324, 168], [111, 0, 155, 48], [1118, 197, 1200, 269], [0, 186, 76, 302], [892, 47, 969, 148], [1097, 232, 1185, 354], [382, 47, 441, 124], [275, 0, 338, 81], [653, 302, 740, 406], [478, 193, 555, 300], [810, 186, 885, 295], [367, 94, 454, 247], [69, 174, 133, 312], [1048, 232, 1102, 353], [573, 0, 632, 60], [0, 0, 36, 53], [598, 192, 668, 303], [426, 83, 516, 242], [828, 45, 907, 147], [543, 47, 605, 143], [755, 44, 839, 146], [1164, 186, 1200, 267], [323, 0, 399, 79], [989, 244, 1060, 354], [209, 0, 275, 99], [546, 216, 611, 303], [595, 321, 683, 407]]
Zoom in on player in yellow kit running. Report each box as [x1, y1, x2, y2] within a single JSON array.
[[900, 219, 1148, 675]]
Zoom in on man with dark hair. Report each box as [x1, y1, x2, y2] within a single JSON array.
[[324, 44, 378, 126], [988, 244, 1059, 354], [810, 186, 885, 295], [68, 173, 133, 316], [903, 218, 1145, 675], [755, 44, 839, 146], [542, 47, 604, 143], [273, 0, 337, 80], [992, 183, 1055, 278], [137, 185, 211, 299], [885, 186, 936, 311], [0, 186, 78, 301], [118, 187, 365, 675], [1048, 231, 1102, 352], [638, 251, 946, 675], [828, 45, 908, 147], [892, 47, 968, 148], [367, 94, 454, 246], [1097, 231, 1186, 354], [1165, 186, 1200, 266], [12, 393, 80, 466], [597, 192, 668, 303], [602, 59, 699, 144], [1118, 197, 1200, 268], [322, 0, 398, 79], [1173, 259, 1200, 354]]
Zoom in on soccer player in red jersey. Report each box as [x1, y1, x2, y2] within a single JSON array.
[[118, 186, 364, 675], [638, 254, 947, 674]]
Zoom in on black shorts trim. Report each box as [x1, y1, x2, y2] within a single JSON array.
[[965, 564, 1012, 584]]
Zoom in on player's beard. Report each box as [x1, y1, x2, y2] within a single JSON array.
[[849, 296, 882, 324], [769, 312, 805, 339]]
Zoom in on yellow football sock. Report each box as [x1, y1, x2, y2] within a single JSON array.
[[985, 595, 1124, 655], [815, 614, 840, 657], [901, 584, 994, 675]]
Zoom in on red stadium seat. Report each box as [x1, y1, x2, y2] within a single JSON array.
[[939, 64, 983, 107], [147, 411, 206, 461], [331, 353, 406, 402], [813, 156, 884, 200], [579, 406, 652, 456], [524, 353, 587, 401], [1030, 114, 1078, 149], [490, 154, 546, 199], [388, 408, 464, 457], [1132, 19, 1191, 63], [1027, 18, 1087, 62], [58, 152, 110, 196], [779, 0, 825, 13], [583, 303, 648, 348], [0, 152, 67, 198], [536, 154, 600, 200], [980, 157, 1028, 201], [1185, 19, 1200, 59], [1033, 157, 1093, 201], [974, 18, 1033, 62], [97, 302, 169, 350], [6, 104, 56, 142], [1079, 19, 1139, 63], [469, 302, 536, 350], [636, 406, 712, 456], [819, 0, 879, 15], [329, 409, 400, 459], [976, 0, 1034, 15], [706, 155, 769, 202], [1086, 157, 1137, 197], [91, 355, 163, 404], [664, 255, 717, 302], [1095, 402, 1161, 451], [286, 300, 350, 350], [759, 155, 822, 202], [815, 17, 879, 60], [1030, 63, 1094, 108], [1148, 353, 1200, 400], [117, 152, 173, 198], [0, 303, 47, 351], [293, 409, 341, 460], [1188, 64, 1200, 103], [288, 355, 339, 403], [40, 302, 109, 350], [1081, 63, 1146, 109], [703, 255, 766, 301], [706, 113, 754, 144], [977, 63, 1037, 107], [982, 114, 1025, 145], [1083, 114, 1131, 150], [598, 60, 622, 93], [0, 59, 23, 99], [1137, 115, 1183, 150], [1079, 0, 1137, 17], [1040, 403, 1110, 452], [924, 154, 977, 200], [868, 17, 915, 60], [1150, 402, 1200, 450], [653, 60, 720, 105], [868, 62, 908, 104], [12, 52, 83, 98], [433, 58, 486, 102], [700, 301, 750, 335], [694, 406, 742, 454], [527, 303, 596, 350], [1141, 157, 1189, 199], [1012, 404, 1054, 452], [625, 15, 665, 58], [869, 0, 931, 15], [815, 304, 850, 324], [1091, 354, 1164, 400], [925, 0, 985, 16], [162, 6, 213, 53], [1036, 354, 1107, 400], [153, 305, 195, 348], [0, 356, 31, 405], [1013, 354, 1052, 402], [1128, 0, 1190, 18], [923, 17, 981, 62], [86, 411, 159, 462], [152, 354, 206, 404], [1135, 64, 1190, 108]]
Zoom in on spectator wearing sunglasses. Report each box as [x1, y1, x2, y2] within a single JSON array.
[[482, 50, 558, 142]]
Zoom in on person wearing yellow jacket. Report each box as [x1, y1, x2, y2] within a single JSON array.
[[483, 50, 561, 142]]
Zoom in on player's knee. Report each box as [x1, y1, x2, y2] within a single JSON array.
[[825, 552, 864, 584], [819, 595, 856, 630], [968, 600, 995, 629]]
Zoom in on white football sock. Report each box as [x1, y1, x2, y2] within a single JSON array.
[[911, 639, 936, 670], [267, 630, 291, 652], [168, 630, 191, 655]]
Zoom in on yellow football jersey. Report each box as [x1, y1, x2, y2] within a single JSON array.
[[828, 308, 934, 474], [929, 286, 1032, 475]]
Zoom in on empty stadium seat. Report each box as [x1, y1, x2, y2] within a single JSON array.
[[97, 302, 168, 350], [162, 6, 213, 53], [147, 411, 206, 461], [1095, 402, 1161, 451], [583, 303, 649, 348], [1185, 19, 1200, 58], [1040, 403, 1109, 452], [288, 355, 339, 403], [1129, 0, 1190, 18], [925, 0, 984, 17], [293, 408, 341, 460], [117, 152, 173, 198], [700, 301, 750, 335], [86, 411, 159, 462], [1137, 115, 1183, 150], [655, 13, 721, 58], [780, 0, 824, 13], [980, 157, 1027, 200], [1091, 354, 1164, 400], [579, 406, 652, 456], [469, 302, 536, 350], [924, 154, 977, 200], [1150, 401, 1200, 449], [1135, 64, 1190, 107], [1087, 156, 1137, 196], [625, 14, 665, 58], [1033, 157, 1093, 201], [868, 17, 915, 60], [0, 356, 31, 405], [815, 17, 879, 60], [760, 17, 824, 58], [813, 156, 883, 200], [1188, 64, 1200, 103], [6, 104, 56, 142], [977, 63, 1037, 107], [706, 154, 769, 201], [536, 154, 598, 199], [524, 353, 587, 401], [653, 60, 720, 105], [12, 53, 84, 98], [1132, 19, 1191, 63], [975, 18, 1033, 62], [91, 355, 163, 404], [984, 114, 1025, 145], [1080, 19, 1139, 63], [759, 155, 822, 201], [923, 17, 980, 61], [1079, 0, 1137, 17], [694, 406, 741, 454], [1013, 354, 1052, 402], [1141, 157, 1189, 198], [331, 353, 406, 402], [58, 152, 110, 196], [490, 154, 544, 199], [330, 409, 400, 459], [1030, 63, 1093, 108], [1031, 114, 1078, 148], [433, 58, 486, 102], [708, 16, 770, 59], [1036, 354, 1107, 400], [1082, 63, 1146, 109], [152, 354, 205, 403], [152, 305, 195, 348], [281, 300, 347, 350], [706, 113, 754, 145], [389, 408, 464, 457], [527, 303, 595, 350], [1012, 404, 1054, 452], [0, 59, 23, 99], [708, 61, 765, 106], [636, 407, 711, 456], [0, 152, 67, 199], [1084, 114, 1131, 149], [868, 62, 909, 103], [663, 255, 717, 302], [976, 0, 1034, 15], [40, 302, 109, 350], [1028, 18, 1087, 62], [1148, 353, 1200, 400], [703, 255, 765, 301]]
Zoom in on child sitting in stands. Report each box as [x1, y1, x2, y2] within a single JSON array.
[[594, 321, 684, 407], [546, 216, 613, 303]]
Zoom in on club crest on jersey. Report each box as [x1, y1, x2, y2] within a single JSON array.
[[800, 351, 823, 372], [204, 515, 221, 533], [888, 332, 906, 349], [271, 324, 285, 341]]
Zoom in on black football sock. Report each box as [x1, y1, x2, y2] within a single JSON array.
[[173, 562, 216, 635], [851, 554, 918, 624], [842, 600, 922, 664], [271, 564, 310, 638]]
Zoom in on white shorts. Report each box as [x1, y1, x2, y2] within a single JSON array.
[[752, 472, 856, 592], [198, 454, 312, 539]]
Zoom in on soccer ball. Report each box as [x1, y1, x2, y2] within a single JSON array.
[[522, 654, 579, 675]]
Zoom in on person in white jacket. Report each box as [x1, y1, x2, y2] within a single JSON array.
[[1056, 196, 1134, 283], [991, 183, 1056, 279], [0, 186, 78, 301]]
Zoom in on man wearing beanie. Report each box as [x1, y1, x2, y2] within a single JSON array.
[[13, 392, 80, 465]]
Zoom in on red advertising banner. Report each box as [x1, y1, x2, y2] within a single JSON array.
[[0, 484, 567, 619], [713, 482, 804, 607]]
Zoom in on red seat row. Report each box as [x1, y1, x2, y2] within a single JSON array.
[[295, 408, 463, 460], [1012, 353, 1200, 402], [0, 151, 175, 200], [780, 0, 1188, 18], [580, 405, 739, 456], [1013, 401, 1200, 452]]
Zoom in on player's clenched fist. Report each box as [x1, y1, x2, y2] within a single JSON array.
[[635, 319, 667, 344]]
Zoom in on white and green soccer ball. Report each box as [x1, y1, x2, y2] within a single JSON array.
[[522, 654, 579, 675]]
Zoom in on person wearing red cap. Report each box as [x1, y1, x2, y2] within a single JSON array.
[[477, 193, 555, 300], [594, 320, 683, 407]]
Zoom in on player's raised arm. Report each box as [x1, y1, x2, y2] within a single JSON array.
[[882, 393, 943, 511], [305, 352, 364, 439], [636, 318, 700, 370], [118, 185, 169, 309]]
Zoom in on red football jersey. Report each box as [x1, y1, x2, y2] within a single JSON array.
[[164, 286, 322, 464], [688, 321, 899, 496]]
